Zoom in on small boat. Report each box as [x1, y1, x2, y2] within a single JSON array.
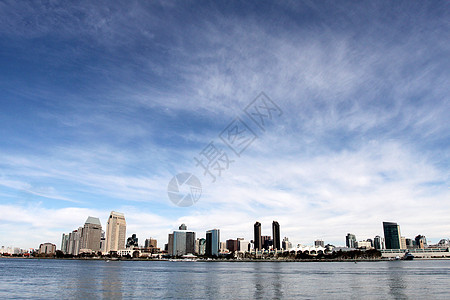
[[403, 252, 414, 260]]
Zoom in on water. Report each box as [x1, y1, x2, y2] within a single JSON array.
[[1, 258, 449, 299]]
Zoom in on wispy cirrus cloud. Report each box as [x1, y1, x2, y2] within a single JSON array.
[[0, 1, 448, 248]]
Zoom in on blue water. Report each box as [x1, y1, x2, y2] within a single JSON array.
[[1, 258, 449, 299]]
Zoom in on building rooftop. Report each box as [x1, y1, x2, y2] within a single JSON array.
[[85, 216, 102, 226]]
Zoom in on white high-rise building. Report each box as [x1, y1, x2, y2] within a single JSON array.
[[105, 211, 127, 254]]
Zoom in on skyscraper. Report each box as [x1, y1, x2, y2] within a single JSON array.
[[383, 222, 402, 249], [254, 222, 262, 251], [272, 221, 281, 250], [80, 216, 102, 252], [206, 229, 220, 256], [105, 211, 127, 253], [346, 233, 356, 248], [168, 224, 196, 256]]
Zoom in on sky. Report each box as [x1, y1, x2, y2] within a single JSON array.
[[0, 0, 449, 249]]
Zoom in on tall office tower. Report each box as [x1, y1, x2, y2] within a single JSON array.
[[374, 235, 384, 250], [167, 233, 174, 255], [346, 233, 356, 248], [169, 225, 196, 256], [145, 238, 157, 248], [61, 233, 69, 254], [206, 229, 220, 256], [80, 216, 102, 252], [415, 235, 427, 249], [272, 221, 281, 250], [105, 211, 127, 253], [383, 222, 402, 249], [254, 222, 262, 251], [282, 237, 292, 250], [315, 239, 325, 247]]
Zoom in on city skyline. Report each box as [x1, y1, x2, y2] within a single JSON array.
[[1, 1, 448, 249]]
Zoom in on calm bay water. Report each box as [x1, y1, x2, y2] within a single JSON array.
[[1, 258, 449, 299]]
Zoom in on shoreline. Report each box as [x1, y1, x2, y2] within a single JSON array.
[[2, 256, 450, 262]]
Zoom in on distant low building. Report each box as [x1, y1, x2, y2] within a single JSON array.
[[315, 240, 325, 247]]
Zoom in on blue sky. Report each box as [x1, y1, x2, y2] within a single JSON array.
[[0, 0, 448, 249]]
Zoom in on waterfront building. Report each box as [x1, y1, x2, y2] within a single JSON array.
[[238, 239, 250, 252], [168, 224, 196, 256], [415, 235, 427, 249], [315, 239, 325, 247], [383, 222, 402, 249], [105, 211, 127, 253], [262, 236, 272, 250], [100, 231, 106, 253], [206, 229, 220, 256], [126, 234, 139, 248], [282, 237, 292, 250], [405, 238, 414, 248], [272, 221, 281, 250], [39, 243, 56, 255], [346, 233, 356, 248], [80, 216, 102, 253], [145, 238, 157, 249], [374, 235, 384, 250], [61, 233, 69, 254], [254, 222, 262, 251], [355, 240, 372, 249], [226, 239, 238, 252]]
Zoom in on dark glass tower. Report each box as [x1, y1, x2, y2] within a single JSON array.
[[254, 222, 262, 251], [383, 222, 402, 249], [272, 221, 280, 250]]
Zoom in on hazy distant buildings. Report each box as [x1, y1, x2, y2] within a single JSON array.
[[145, 238, 157, 249], [383, 222, 402, 249], [206, 229, 220, 256], [315, 240, 325, 248], [282, 237, 292, 250], [346, 233, 356, 248], [254, 222, 262, 251], [105, 211, 127, 253]]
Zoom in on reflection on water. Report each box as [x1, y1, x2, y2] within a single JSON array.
[[0, 259, 449, 299], [387, 262, 407, 300]]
